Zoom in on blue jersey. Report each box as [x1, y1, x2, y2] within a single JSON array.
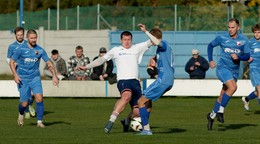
[[210, 32, 250, 70], [249, 37, 260, 69], [156, 40, 175, 85], [7, 40, 27, 58], [11, 43, 50, 80]]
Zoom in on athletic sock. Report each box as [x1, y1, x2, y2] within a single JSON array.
[[24, 105, 29, 113], [28, 97, 34, 105], [109, 112, 119, 123], [36, 102, 44, 121], [220, 93, 231, 107], [258, 98, 260, 105], [213, 101, 220, 113], [248, 91, 257, 101], [218, 106, 225, 113], [139, 107, 149, 130], [18, 104, 26, 115]]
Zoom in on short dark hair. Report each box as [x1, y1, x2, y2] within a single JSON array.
[[75, 45, 83, 51], [51, 49, 59, 55], [229, 18, 239, 26], [26, 29, 37, 37], [251, 23, 260, 32], [120, 31, 132, 39], [14, 27, 24, 35], [149, 28, 162, 39]]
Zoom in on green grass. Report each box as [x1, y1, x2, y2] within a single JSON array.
[[1, 97, 260, 144]]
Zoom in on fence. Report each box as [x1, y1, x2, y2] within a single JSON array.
[[0, 4, 259, 32]]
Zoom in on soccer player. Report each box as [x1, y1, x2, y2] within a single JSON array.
[[241, 23, 260, 110], [9, 29, 59, 128], [137, 25, 174, 135], [77, 25, 160, 134], [6, 27, 36, 119], [206, 18, 250, 130]]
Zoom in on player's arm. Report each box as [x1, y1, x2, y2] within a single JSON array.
[[138, 23, 161, 46], [78, 57, 107, 70], [46, 61, 59, 86], [9, 59, 21, 84], [207, 43, 216, 68]]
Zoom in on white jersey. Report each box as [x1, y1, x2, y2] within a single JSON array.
[[103, 40, 151, 80]]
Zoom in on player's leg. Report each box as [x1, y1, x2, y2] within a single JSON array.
[[17, 82, 31, 127], [137, 96, 152, 134], [34, 93, 45, 128], [242, 91, 257, 111], [31, 77, 45, 128], [104, 90, 132, 133], [28, 94, 36, 116]]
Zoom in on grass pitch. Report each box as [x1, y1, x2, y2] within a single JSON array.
[[1, 97, 260, 144]]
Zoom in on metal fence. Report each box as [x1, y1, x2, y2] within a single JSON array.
[[0, 4, 259, 33]]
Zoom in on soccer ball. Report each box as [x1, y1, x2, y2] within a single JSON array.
[[130, 117, 142, 132]]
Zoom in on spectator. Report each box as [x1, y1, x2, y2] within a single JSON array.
[[185, 49, 209, 79], [147, 56, 158, 79], [67, 45, 91, 80], [43, 49, 67, 80], [90, 47, 117, 84]]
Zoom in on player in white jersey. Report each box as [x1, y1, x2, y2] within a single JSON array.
[[77, 25, 160, 133], [242, 23, 260, 110]]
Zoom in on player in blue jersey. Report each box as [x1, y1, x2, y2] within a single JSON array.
[[241, 23, 260, 111], [7, 27, 36, 119], [137, 24, 175, 135], [207, 18, 250, 130], [9, 29, 59, 128]]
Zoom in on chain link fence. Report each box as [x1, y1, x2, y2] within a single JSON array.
[[0, 4, 259, 33]]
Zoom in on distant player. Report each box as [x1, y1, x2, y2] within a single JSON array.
[[9, 29, 59, 128], [137, 24, 174, 135], [77, 25, 162, 133], [7, 27, 36, 119], [206, 18, 250, 130], [242, 23, 260, 110]]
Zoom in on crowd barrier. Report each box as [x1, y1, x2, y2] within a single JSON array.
[[0, 79, 254, 98]]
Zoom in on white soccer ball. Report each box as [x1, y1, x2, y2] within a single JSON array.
[[130, 117, 142, 132]]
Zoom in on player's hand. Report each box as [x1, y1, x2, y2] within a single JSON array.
[[248, 57, 253, 63], [138, 23, 147, 32], [52, 76, 59, 87], [14, 74, 21, 84], [231, 53, 238, 60], [190, 66, 194, 70], [209, 61, 215, 69]]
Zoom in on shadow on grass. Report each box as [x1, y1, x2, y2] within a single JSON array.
[[155, 128, 186, 134], [254, 110, 260, 114], [218, 123, 257, 131], [44, 111, 55, 116], [30, 121, 71, 126]]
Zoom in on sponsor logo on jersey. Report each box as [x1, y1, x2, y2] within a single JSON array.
[[254, 48, 260, 53], [224, 48, 241, 54], [24, 58, 39, 63]]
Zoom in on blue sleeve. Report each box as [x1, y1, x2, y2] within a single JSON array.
[[207, 43, 214, 62], [42, 49, 50, 62], [11, 48, 21, 62], [238, 53, 250, 61], [7, 45, 13, 58]]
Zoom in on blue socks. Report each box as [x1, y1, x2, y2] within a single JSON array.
[[18, 104, 26, 115], [36, 102, 44, 121], [139, 107, 149, 126], [248, 91, 257, 100], [213, 101, 220, 113], [220, 93, 231, 107]]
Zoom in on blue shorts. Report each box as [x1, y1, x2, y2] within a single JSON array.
[[17, 77, 42, 102], [143, 79, 172, 101], [117, 79, 142, 108], [250, 69, 260, 87], [216, 66, 238, 84]]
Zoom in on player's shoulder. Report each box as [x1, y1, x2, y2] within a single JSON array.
[[238, 33, 249, 40]]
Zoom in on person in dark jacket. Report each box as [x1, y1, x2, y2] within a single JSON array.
[[185, 49, 209, 79], [90, 47, 116, 83]]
